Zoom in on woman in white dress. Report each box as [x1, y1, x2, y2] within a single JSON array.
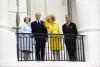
[[19, 17, 32, 61]]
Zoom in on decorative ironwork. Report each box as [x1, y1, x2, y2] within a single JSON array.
[[16, 33, 85, 61]]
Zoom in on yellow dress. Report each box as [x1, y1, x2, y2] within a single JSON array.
[[45, 21, 63, 51]]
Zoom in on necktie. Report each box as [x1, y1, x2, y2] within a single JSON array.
[[37, 20, 41, 24], [66, 23, 69, 27]]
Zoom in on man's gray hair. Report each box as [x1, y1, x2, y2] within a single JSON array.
[[35, 12, 41, 16]]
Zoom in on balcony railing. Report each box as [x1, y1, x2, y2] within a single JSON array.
[[16, 33, 85, 61]]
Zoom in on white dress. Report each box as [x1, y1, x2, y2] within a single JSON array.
[[19, 23, 33, 52]]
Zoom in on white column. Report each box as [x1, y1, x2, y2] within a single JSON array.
[[76, 0, 100, 66], [30, 0, 46, 21], [0, 0, 17, 66]]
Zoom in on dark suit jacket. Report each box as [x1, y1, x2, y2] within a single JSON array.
[[31, 20, 48, 38], [62, 22, 78, 39]]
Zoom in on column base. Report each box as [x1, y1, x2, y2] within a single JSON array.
[[0, 28, 17, 65]]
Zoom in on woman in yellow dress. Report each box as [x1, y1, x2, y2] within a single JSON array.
[[45, 15, 63, 60]]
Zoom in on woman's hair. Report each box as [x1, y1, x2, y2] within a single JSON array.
[[46, 14, 56, 22], [24, 17, 31, 22]]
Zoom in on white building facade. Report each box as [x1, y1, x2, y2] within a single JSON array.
[[0, 0, 100, 67]]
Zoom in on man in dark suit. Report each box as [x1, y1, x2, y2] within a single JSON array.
[[62, 15, 78, 61], [31, 13, 47, 61]]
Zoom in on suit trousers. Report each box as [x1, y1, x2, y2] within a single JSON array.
[[65, 39, 77, 61], [35, 38, 46, 61]]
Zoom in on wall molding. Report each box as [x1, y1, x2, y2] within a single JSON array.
[[78, 28, 100, 33], [8, 11, 27, 13], [0, 25, 11, 30]]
